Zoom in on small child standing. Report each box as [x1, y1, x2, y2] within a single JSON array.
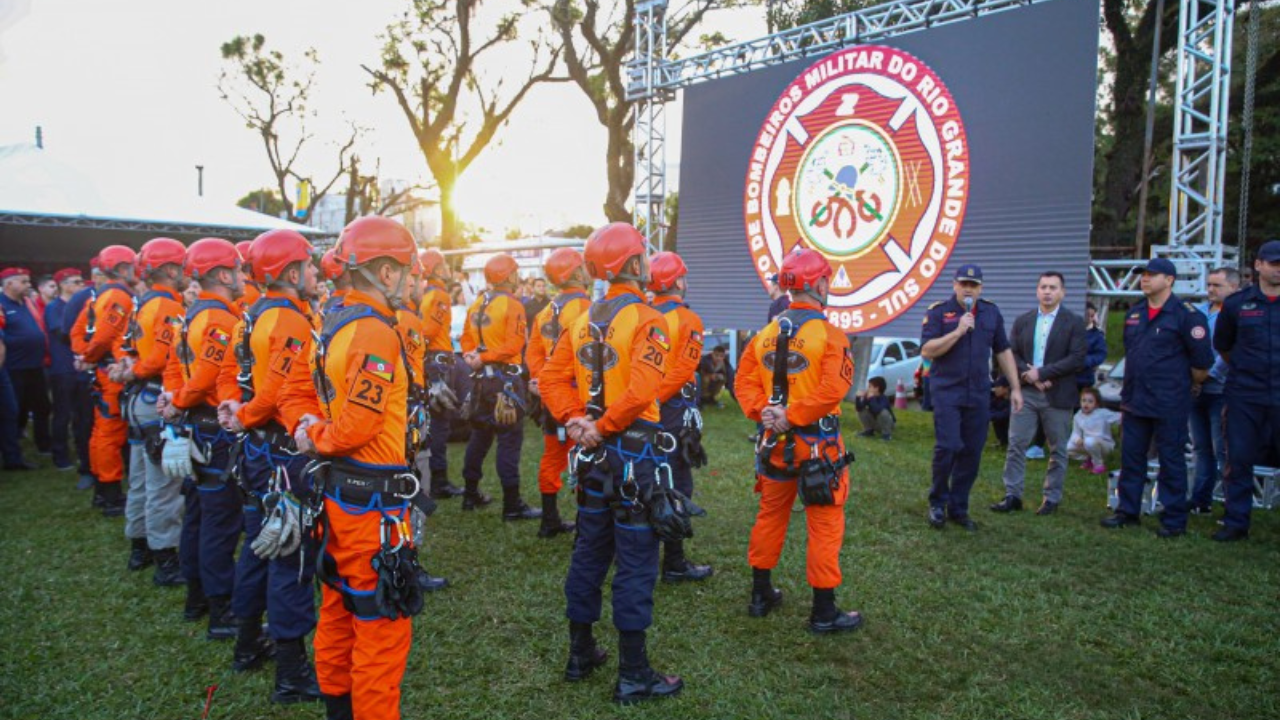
[[1067, 387, 1121, 474], [856, 377, 896, 441]]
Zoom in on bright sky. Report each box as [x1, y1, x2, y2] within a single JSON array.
[[0, 0, 765, 236]]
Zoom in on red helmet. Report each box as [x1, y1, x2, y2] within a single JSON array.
[[776, 247, 832, 293], [647, 251, 687, 293], [544, 248, 585, 286], [249, 230, 313, 284], [184, 237, 241, 280], [409, 248, 424, 278], [420, 248, 446, 278], [335, 216, 415, 267], [235, 241, 255, 270], [320, 249, 344, 281], [97, 245, 138, 275], [584, 223, 646, 281], [484, 254, 519, 286], [137, 238, 186, 275]]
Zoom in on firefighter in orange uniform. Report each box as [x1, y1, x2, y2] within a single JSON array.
[[158, 238, 245, 639], [397, 250, 448, 593], [540, 223, 685, 704], [70, 245, 138, 517], [648, 252, 713, 582], [526, 248, 590, 538], [291, 216, 422, 720], [320, 248, 350, 314], [116, 237, 188, 585], [735, 248, 862, 633], [418, 248, 463, 499], [209, 230, 325, 701], [459, 254, 541, 520]]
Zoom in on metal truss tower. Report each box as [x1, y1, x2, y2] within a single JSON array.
[[630, 0, 672, 251]]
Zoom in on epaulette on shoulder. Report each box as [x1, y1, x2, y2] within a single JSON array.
[[1183, 301, 1198, 313], [927, 300, 945, 310], [979, 297, 997, 305]]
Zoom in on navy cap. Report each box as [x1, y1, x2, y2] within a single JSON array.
[[954, 264, 983, 284], [1144, 257, 1177, 277], [1258, 240, 1280, 262]]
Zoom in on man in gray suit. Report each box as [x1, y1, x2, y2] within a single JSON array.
[[990, 272, 1086, 515]]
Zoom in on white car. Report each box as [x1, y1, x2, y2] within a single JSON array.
[[868, 337, 921, 396]]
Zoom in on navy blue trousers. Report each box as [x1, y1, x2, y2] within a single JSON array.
[[462, 422, 522, 488], [1117, 413, 1189, 530], [929, 401, 990, 518], [178, 431, 241, 598], [1221, 400, 1280, 532], [230, 442, 316, 640], [0, 366, 22, 466], [564, 449, 660, 632], [659, 401, 695, 499]]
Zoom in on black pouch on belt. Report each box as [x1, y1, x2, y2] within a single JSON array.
[[645, 484, 694, 542], [143, 425, 164, 465], [371, 543, 425, 620]]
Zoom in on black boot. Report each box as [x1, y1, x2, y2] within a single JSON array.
[[461, 479, 492, 511], [808, 587, 863, 634], [538, 493, 575, 538], [322, 694, 354, 720], [232, 615, 276, 672], [748, 567, 783, 618], [127, 538, 153, 571], [501, 485, 542, 521], [273, 638, 324, 704], [206, 595, 237, 641], [613, 630, 682, 704], [99, 482, 125, 517], [91, 480, 106, 508], [564, 621, 608, 682], [431, 475, 464, 499], [661, 540, 713, 583], [183, 581, 208, 621], [152, 548, 186, 587], [415, 566, 449, 592]]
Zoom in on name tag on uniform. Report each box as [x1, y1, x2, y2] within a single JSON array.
[[942, 312, 958, 324]]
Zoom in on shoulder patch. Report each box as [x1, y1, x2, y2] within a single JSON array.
[[207, 327, 231, 347], [649, 326, 671, 352], [927, 300, 944, 310]]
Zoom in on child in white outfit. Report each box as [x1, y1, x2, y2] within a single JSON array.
[[1068, 387, 1121, 474]]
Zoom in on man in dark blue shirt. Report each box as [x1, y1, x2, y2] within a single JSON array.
[[1101, 258, 1212, 537], [920, 264, 1023, 531], [1, 267, 51, 457], [1212, 240, 1280, 542], [45, 268, 86, 471], [62, 263, 101, 484]]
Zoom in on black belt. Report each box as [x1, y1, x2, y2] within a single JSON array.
[[480, 362, 522, 377], [249, 420, 294, 450], [428, 352, 455, 365], [186, 406, 222, 432], [315, 461, 418, 501], [126, 379, 164, 395]]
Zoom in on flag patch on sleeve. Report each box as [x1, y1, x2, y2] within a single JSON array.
[[285, 337, 304, 353], [207, 327, 231, 347], [363, 354, 394, 382], [649, 327, 671, 352]]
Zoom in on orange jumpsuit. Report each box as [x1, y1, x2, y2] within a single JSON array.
[[734, 302, 854, 590], [418, 281, 455, 484], [305, 290, 413, 720], [460, 291, 527, 492], [128, 288, 185, 392], [527, 289, 590, 494], [217, 292, 315, 430], [168, 293, 240, 413], [70, 283, 134, 484], [418, 282, 452, 354], [396, 303, 428, 457]]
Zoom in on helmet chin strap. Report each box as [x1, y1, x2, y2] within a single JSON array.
[[355, 264, 407, 308]]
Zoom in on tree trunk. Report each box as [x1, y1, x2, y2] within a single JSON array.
[[603, 117, 634, 222], [439, 178, 460, 250], [1097, 48, 1151, 253]]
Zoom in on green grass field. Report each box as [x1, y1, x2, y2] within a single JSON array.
[[1, 403, 1277, 720]]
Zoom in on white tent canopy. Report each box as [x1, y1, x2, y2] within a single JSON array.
[[0, 142, 325, 237]]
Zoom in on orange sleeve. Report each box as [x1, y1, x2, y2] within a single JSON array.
[[526, 312, 548, 379], [598, 314, 668, 436], [785, 326, 853, 427], [172, 312, 236, 409], [132, 305, 178, 380], [656, 310, 703, 404], [420, 292, 451, 346], [238, 312, 313, 429], [539, 326, 585, 424], [277, 343, 323, 433], [308, 323, 400, 456], [734, 338, 767, 422], [480, 299, 526, 364], [214, 320, 246, 405], [69, 304, 90, 356], [460, 298, 479, 354], [82, 290, 130, 364]]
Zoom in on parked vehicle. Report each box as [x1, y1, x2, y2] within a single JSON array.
[[1096, 358, 1124, 410], [868, 337, 922, 396]]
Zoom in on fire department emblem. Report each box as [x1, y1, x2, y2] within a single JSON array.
[[744, 45, 970, 332]]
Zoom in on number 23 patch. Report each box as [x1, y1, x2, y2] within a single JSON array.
[[348, 354, 394, 412]]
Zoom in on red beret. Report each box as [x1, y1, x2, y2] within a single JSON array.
[[89, 257, 100, 269], [54, 268, 83, 284], [0, 267, 31, 281]]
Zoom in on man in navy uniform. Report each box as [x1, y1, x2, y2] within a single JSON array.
[[1102, 257, 1212, 537], [1212, 240, 1280, 542], [921, 264, 1023, 531]]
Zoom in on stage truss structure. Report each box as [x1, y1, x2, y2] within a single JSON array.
[[626, 0, 1237, 300]]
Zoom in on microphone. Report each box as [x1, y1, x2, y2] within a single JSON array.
[[963, 296, 974, 314]]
